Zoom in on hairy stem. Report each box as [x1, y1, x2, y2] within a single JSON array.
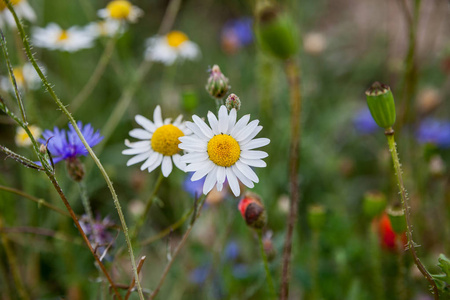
[[385, 128, 439, 299], [258, 231, 276, 298], [280, 58, 302, 300]]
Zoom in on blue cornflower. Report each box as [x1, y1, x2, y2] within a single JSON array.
[[189, 265, 210, 285], [353, 107, 378, 134], [416, 118, 450, 149], [39, 121, 103, 164], [183, 172, 205, 198], [224, 241, 240, 261], [221, 17, 253, 54]]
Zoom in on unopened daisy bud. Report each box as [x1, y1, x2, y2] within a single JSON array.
[[66, 157, 85, 182], [238, 193, 267, 230], [254, 2, 298, 60], [307, 205, 326, 231], [39, 144, 47, 154], [363, 191, 387, 219], [225, 93, 241, 111], [387, 205, 407, 234], [205, 65, 230, 100], [365, 82, 396, 129]]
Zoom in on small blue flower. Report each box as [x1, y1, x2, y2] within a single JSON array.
[[39, 121, 103, 164], [353, 108, 378, 134], [79, 214, 116, 261], [189, 265, 210, 285], [416, 118, 450, 149], [224, 241, 240, 261], [183, 172, 205, 198], [221, 17, 253, 53]]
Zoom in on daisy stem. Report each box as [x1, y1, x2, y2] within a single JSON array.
[[5, 3, 143, 299], [280, 58, 302, 300], [132, 172, 165, 241], [0, 185, 71, 217], [385, 128, 439, 299], [258, 231, 276, 299], [149, 194, 207, 300]]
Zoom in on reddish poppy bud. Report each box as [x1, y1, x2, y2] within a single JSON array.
[[378, 213, 407, 252], [238, 192, 267, 230]]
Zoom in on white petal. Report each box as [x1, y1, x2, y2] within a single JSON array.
[[172, 154, 186, 171], [153, 105, 163, 127], [147, 154, 163, 173], [129, 128, 152, 140], [126, 152, 150, 166], [207, 111, 219, 135], [191, 160, 215, 181], [185, 121, 209, 141], [122, 146, 151, 155], [240, 150, 268, 160], [235, 120, 259, 142], [230, 114, 250, 136], [192, 115, 214, 139], [226, 168, 240, 197], [235, 160, 259, 183], [125, 140, 150, 149], [239, 158, 267, 168], [217, 106, 229, 134], [173, 115, 183, 126], [241, 138, 270, 150], [185, 160, 211, 172], [240, 126, 263, 145], [178, 142, 207, 152], [179, 135, 207, 146], [227, 109, 237, 133], [216, 181, 223, 191], [203, 166, 218, 195], [161, 156, 173, 177], [140, 151, 159, 170], [216, 166, 226, 187], [231, 165, 254, 188], [181, 152, 209, 163], [135, 115, 156, 133]]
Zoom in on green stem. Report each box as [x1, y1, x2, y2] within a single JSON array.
[[368, 223, 384, 300], [132, 172, 164, 241], [385, 128, 439, 299], [258, 231, 276, 299], [78, 181, 94, 221], [4, 3, 142, 299], [310, 231, 321, 300]]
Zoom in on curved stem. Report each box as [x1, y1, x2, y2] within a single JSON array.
[[258, 231, 276, 298], [280, 58, 302, 300], [385, 128, 439, 299], [148, 194, 207, 300], [132, 172, 164, 241]]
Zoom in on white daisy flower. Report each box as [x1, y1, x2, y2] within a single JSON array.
[[179, 105, 270, 197], [85, 20, 123, 38], [97, 0, 143, 23], [1, 62, 41, 92], [122, 105, 191, 177], [0, 0, 36, 28], [32, 23, 96, 52], [15, 125, 41, 147], [144, 31, 201, 65]]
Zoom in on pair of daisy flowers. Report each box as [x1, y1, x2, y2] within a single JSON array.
[[123, 106, 269, 197]]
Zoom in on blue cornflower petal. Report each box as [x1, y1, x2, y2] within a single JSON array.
[[353, 107, 378, 134], [416, 118, 450, 149]]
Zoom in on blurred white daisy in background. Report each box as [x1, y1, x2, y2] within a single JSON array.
[[0, 62, 41, 92], [0, 0, 35, 28], [144, 31, 201, 65], [179, 106, 270, 197], [32, 23, 96, 52], [123, 105, 191, 177], [15, 125, 41, 147], [85, 20, 123, 38], [303, 32, 327, 56], [98, 0, 143, 23]]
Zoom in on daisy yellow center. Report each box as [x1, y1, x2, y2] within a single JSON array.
[[0, 0, 22, 11], [106, 0, 132, 19], [151, 124, 184, 156], [58, 30, 69, 41], [207, 134, 240, 167], [166, 31, 188, 48]]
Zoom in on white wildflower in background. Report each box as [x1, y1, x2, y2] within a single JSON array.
[[98, 0, 143, 23], [144, 31, 201, 65], [123, 105, 191, 177], [32, 23, 96, 52], [179, 106, 269, 197], [0, 62, 41, 92], [303, 32, 327, 56], [85, 20, 123, 38], [0, 0, 35, 28], [15, 125, 41, 147]]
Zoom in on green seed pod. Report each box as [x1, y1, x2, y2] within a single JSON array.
[[307, 205, 326, 232], [387, 206, 407, 234], [254, 2, 298, 60], [365, 82, 396, 129], [363, 191, 387, 219]]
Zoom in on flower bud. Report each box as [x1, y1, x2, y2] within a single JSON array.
[[205, 65, 230, 100], [365, 82, 396, 129], [387, 205, 407, 234], [66, 157, 85, 182], [39, 143, 47, 154], [238, 192, 267, 230], [254, 2, 298, 60], [307, 205, 326, 231], [225, 93, 241, 111], [363, 191, 387, 219]]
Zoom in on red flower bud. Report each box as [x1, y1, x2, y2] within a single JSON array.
[[238, 193, 267, 230]]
